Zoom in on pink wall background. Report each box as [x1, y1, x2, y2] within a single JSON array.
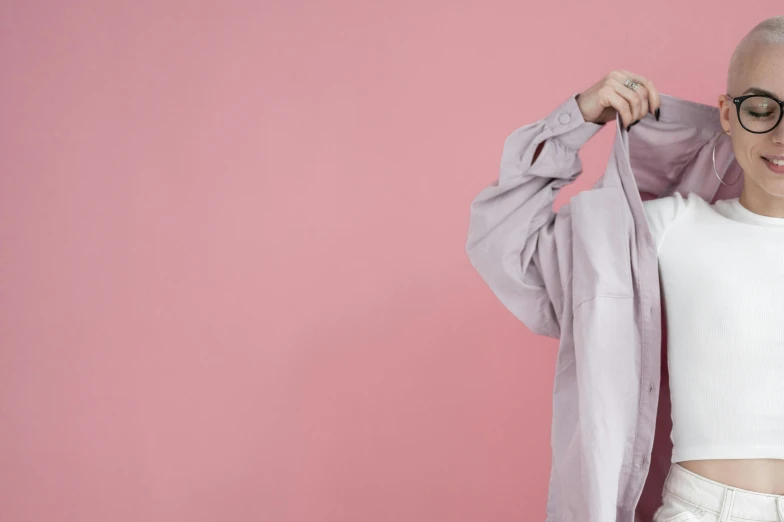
[[0, 2, 779, 521]]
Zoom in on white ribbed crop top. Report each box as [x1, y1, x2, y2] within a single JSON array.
[[642, 191, 784, 463]]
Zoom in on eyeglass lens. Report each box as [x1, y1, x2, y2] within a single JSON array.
[[740, 96, 783, 132]]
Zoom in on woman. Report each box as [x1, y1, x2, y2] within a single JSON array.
[[467, 15, 784, 522], [568, 17, 784, 521]]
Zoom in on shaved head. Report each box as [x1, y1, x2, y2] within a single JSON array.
[[719, 16, 784, 208], [727, 16, 784, 95]]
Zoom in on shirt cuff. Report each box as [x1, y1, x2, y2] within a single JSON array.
[[543, 92, 605, 151]]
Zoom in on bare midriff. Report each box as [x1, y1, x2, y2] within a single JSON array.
[[677, 459, 784, 495]]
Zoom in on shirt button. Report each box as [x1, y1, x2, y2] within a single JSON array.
[[559, 113, 571, 125]]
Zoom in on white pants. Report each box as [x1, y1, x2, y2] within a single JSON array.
[[654, 463, 784, 522]]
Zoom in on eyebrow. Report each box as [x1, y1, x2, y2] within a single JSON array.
[[742, 86, 782, 100]]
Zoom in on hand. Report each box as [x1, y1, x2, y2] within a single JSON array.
[[576, 70, 662, 130]]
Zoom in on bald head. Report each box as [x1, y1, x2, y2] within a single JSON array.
[[727, 16, 784, 95]]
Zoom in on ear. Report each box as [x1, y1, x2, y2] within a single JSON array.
[[717, 94, 732, 136]]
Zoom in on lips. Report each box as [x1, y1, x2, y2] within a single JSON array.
[[763, 156, 784, 174]]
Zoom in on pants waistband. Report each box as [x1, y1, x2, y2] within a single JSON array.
[[665, 463, 784, 521]]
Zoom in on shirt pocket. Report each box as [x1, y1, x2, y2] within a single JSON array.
[[570, 187, 633, 310]]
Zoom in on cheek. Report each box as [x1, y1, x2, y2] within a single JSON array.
[[726, 137, 763, 179], [732, 136, 762, 163]]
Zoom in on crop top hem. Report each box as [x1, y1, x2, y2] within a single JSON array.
[[671, 445, 784, 463]]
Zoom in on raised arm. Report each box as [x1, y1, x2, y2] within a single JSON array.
[[465, 93, 604, 338]]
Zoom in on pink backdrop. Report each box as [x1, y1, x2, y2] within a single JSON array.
[[0, 2, 779, 521]]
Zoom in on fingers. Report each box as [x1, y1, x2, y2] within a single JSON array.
[[610, 73, 647, 128], [611, 70, 662, 129], [601, 87, 636, 129], [619, 70, 661, 120]]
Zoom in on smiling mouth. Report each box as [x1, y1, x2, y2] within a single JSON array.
[[762, 156, 784, 174]]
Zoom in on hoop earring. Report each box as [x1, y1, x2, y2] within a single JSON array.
[[713, 133, 741, 186]]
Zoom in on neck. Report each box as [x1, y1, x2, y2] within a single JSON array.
[[739, 182, 784, 217]]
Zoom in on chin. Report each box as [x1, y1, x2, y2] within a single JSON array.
[[753, 175, 784, 197]]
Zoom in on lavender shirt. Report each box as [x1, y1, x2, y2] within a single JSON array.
[[465, 92, 743, 522]]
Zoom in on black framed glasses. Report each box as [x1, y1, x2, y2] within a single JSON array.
[[727, 93, 784, 134]]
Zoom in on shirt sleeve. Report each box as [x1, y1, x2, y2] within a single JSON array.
[[641, 191, 690, 255], [465, 93, 604, 339]]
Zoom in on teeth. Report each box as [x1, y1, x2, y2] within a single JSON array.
[[767, 158, 784, 166]]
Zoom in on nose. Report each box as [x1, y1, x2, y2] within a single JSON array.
[[771, 114, 784, 144]]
